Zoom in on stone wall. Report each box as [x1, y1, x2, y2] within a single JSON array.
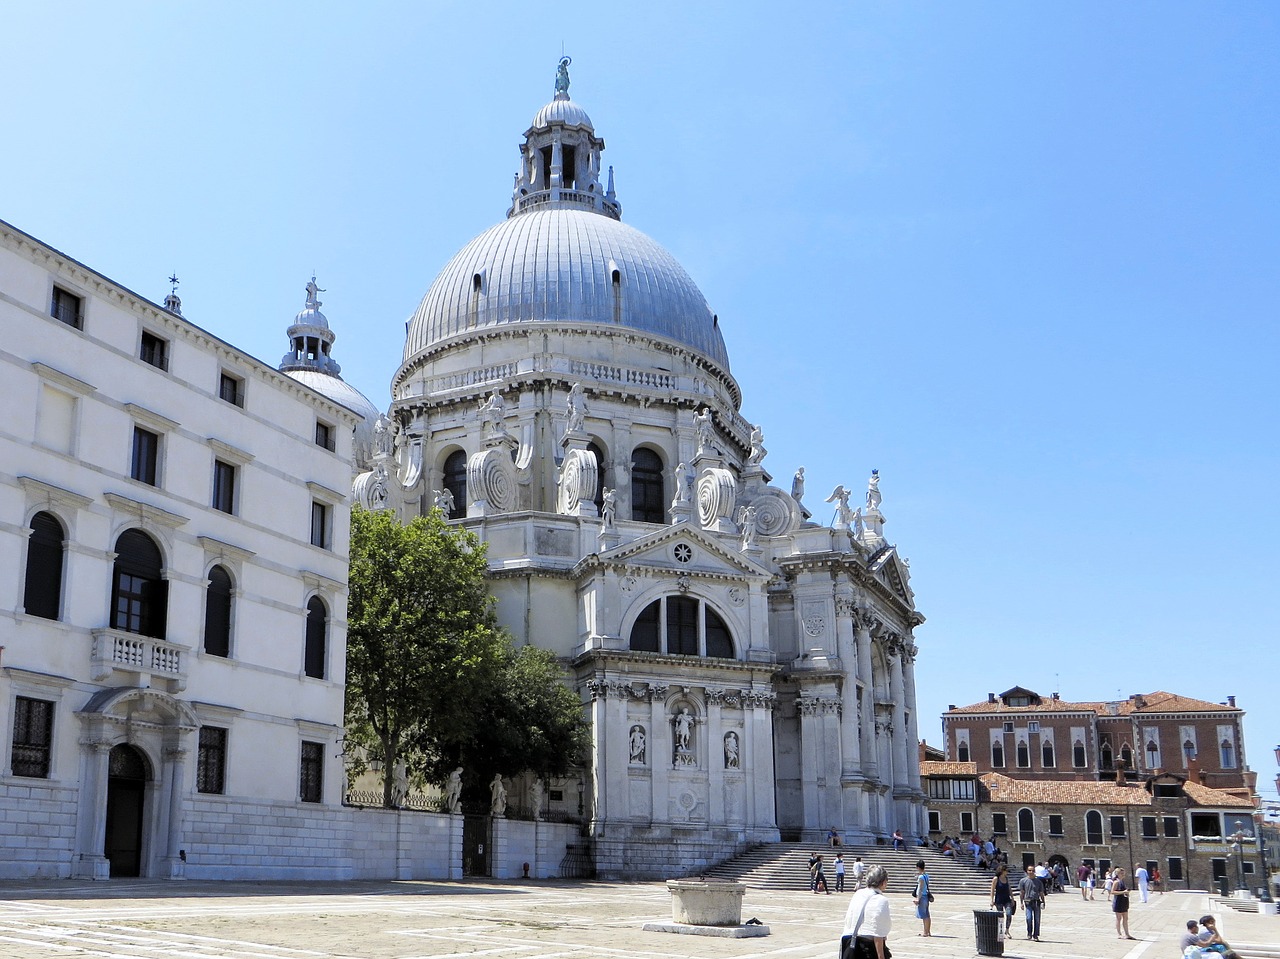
[[0, 781, 78, 879]]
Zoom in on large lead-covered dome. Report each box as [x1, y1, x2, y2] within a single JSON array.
[[402, 209, 728, 368], [400, 59, 729, 374]]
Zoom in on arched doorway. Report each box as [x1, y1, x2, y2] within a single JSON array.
[[105, 744, 150, 877]]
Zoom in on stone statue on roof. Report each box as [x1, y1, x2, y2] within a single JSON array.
[[555, 57, 571, 97], [305, 276, 324, 310]]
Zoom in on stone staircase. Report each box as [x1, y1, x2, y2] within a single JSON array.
[[701, 842, 995, 895]]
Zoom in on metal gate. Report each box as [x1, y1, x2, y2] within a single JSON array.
[[462, 815, 491, 877]]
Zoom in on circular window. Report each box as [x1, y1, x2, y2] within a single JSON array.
[[673, 543, 693, 564]]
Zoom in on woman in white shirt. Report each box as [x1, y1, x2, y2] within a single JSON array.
[[841, 864, 892, 959]]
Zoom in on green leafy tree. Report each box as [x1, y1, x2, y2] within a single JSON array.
[[345, 507, 589, 809], [345, 507, 505, 807]]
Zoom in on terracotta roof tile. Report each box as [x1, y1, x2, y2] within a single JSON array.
[[946, 690, 1241, 717], [920, 761, 978, 776], [979, 773, 1153, 806], [1181, 782, 1256, 809]]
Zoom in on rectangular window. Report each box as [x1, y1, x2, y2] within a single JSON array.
[[1027, 721, 1040, 733], [196, 726, 227, 794], [11, 696, 54, 778], [315, 421, 334, 451], [51, 286, 83, 329], [310, 501, 328, 548], [300, 741, 324, 803], [928, 779, 951, 800], [952, 779, 975, 801], [131, 427, 159, 486], [960, 811, 974, 833], [1163, 816, 1180, 838], [1048, 815, 1064, 837], [1110, 815, 1127, 838], [928, 810, 941, 832], [991, 813, 1007, 835], [140, 331, 168, 370], [991, 742, 1005, 768], [219, 371, 244, 408], [1002, 721, 1014, 733], [1167, 857, 1183, 881], [212, 460, 237, 514], [1191, 813, 1222, 839], [1142, 816, 1158, 839]]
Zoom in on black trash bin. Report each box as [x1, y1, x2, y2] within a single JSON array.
[[1216, 877, 1230, 898], [973, 909, 1004, 957]]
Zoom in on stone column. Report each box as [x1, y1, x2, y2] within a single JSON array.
[[707, 690, 725, 825], [902, 650, 921, 792], [649, 685, 670, 822], [855, 613, 877, 780], [834, 595, 860, 775], [889, 649, 909, 790], [71, 741, 111, 879], [160, 743, 188, 879], [745, 692, 776, 832], [587, 680, 611, 831]]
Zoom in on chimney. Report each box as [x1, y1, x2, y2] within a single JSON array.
[[1051, 692, 1059, 701], [948, 705, 957, 711], [988, 693, 997, 704], [1115, 766, 1126, 786], [1227, 695, 1236, 708]]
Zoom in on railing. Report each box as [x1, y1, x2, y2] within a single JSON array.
[[511, 188, 621, 220], [91, 629, 187, 689], [423, 363, 518, 395]]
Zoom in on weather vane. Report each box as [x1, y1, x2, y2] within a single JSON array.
[[168, 274, 179, 295]]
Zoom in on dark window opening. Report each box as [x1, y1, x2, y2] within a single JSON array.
[[1016, 741, 1030, 767], [629, 601, 660, 652], [300, 741, 323, 803], [197, 726, 227, 794], [1017, 808, 1035, 842], [630, 447, 664, 523], [539, 146, 553, 187], [140, 331, 168, 370], [1086, 810, 1104, 845], [212, 460, 236, 514], [991, 813, 1007, 835], [1074, 741, 1087, 767], [1048, 814, 1064, 836], [667, 595, 698, 656], [131, 427, 159, 486], [24, 511, 64, 620], [443, 450, 467, 519], [705, 606, 733, 658], [1119, 744, 1132, 769], [1110, 815, 1127, 838], [12, 696, 54, 778], [1167, 857, 1183, 881], [992, 741, 1005, 768], [315, 422, 333, 451], [957, 740, 970, 762], [562, 145, 577, 188], [51, 286, 83, 328], [1141, 816, 1158, 839], [111, 530, 166, 638], [1100, 743, 1113, 770], [960, 811, 974, 834], [203, 565, 232, 657], [472, 273, 483, 292], [304, 596, 327, 679], [1190, 813, 1222, 839], [219, 372, 244, 407], [587, 442, 606, 514], [310, 501, 328, 548], [1163, 816, 1180, 837], [1042, 742, 1055, 767]]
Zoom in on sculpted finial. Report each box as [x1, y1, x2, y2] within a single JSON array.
[[866, 468, 882, 510], [305, 275, 325, 311], [554, 56, 571, 99]]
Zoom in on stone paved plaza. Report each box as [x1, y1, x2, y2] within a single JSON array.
[[0, 878, 1275, 959]]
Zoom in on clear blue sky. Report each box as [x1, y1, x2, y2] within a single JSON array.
[[5, 3, 1277, 806]]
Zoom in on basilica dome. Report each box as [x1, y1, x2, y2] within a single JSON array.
[[400, 60, 729, 376]]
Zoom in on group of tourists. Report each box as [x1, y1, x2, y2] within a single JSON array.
[[1180, 915, 1240, 959], [839, 860, 934, 959]]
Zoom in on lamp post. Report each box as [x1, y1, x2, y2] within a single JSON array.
[[1229, 820, 1248, 894]]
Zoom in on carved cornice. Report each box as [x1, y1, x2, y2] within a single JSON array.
[[797, 696, 842, 717]]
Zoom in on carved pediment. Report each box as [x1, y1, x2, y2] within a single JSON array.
[[574, 522, 771, 583], [868, 547, 914, 607]]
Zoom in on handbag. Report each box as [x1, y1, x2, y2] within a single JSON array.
[[840, 893, 892, 959]]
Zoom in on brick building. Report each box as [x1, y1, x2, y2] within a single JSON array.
[[941, 686, 1255, 795]]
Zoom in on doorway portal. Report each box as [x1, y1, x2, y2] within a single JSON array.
[[105, 743, 149, 877]]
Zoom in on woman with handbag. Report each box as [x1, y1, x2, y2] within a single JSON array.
[[990, 864, 1015, 938], [840, 864, 891, 959], [1112, 867, 1135, 940], [912, 860, 932, 937]]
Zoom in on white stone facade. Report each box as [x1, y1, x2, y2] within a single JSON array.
[[0, 220, 356, 879], [379, 63, 928, 878]]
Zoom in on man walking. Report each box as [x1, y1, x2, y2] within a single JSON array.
[[851, 856, 867, 889], [834, 852, 846, 892], [1134, 863, 1149, 903], [1019, 864, 1045, 942]]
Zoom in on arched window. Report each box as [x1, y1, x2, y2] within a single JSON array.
[[111, 530, 166, 638], [957, 739, 971, 763], [587, 442, 606, 515], [628, 597, 736, 659], [442, 450, 467, 519], [304, 597, 327, 679], [1085, 810, 1104, 845], [24, 511, 65, 620], [1099, 742, 1113, 770], [630, 447, 665, 523], [1220, 739, 1235, 769], [1016, 740, 1030, 768], [1042, 741, 1055, 768], [203, 565, 233, 657], [992, 740, 1005, 768], [1017, 808, 1035, 842], [1119, 744, 1132, 769], [1073, 740, 1087, 767]]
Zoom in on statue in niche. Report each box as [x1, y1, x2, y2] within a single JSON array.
[[693, 408, 715, 455], [629, 724, 647, 764], [791, 466, 806, 503], [433, 488, 455, 514], [724, 731, 740, 769], [368, 463, 390, 510], [866, 469, 881, 510], [736, 505, 759, 549], [565, 382, 586, 435], [747, 424, 766, 465], [444, 767, 463, 814], [489, 773, 507, 816], [673, 708, 695, 766], [601, 487, 617, 528], [671, 462, 691, 509], [530, 778, 544, 820], [825, 485, 857, 527]]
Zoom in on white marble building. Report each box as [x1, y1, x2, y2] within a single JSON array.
[[0, 221, 356, 879], [374, 61, 928, 877]]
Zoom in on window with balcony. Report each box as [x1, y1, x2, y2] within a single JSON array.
[[110, 529, 166, 638]]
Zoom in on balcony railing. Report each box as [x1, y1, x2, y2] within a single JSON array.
[[91, 628, 187, 691]]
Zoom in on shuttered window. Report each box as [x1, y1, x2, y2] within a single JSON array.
[[111, 530, 166, 638]]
